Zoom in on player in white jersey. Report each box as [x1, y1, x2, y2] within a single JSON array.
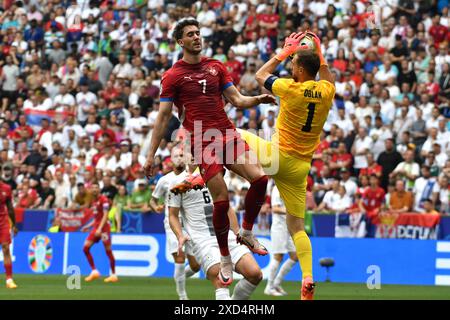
[[264, 184, 298, 297], [168, 165, 263, 300], [150, 147, 199, 300]]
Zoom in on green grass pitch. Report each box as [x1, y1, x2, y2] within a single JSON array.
[[0, 275, 450, 300]]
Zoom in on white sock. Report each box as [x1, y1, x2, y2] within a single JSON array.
[[221, 255, 232, 264], [174, 263, 187, 299], [241, 229, 252, 237], [267, 259, 281, 289], [231, 278, 257, 300], [185, 265, 196, 278], [215, 288, 231, 300], [274, 258, 296, 288]]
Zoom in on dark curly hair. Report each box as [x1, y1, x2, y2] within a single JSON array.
[[173, 18, 200, 41]]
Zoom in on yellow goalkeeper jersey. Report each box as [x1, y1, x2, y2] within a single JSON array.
[[269, 78, 335, 162]]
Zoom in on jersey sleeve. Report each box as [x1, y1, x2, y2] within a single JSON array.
[[271, 78, 293, 98], [152, 177, 166, 200], [167, 189, 182, 208], [218, 61, 234, 91], [159, 71, 177, 102]]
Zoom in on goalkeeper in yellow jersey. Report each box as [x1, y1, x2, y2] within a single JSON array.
[[238, 32, 335, 300]]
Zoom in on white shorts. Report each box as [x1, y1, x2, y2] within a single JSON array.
[[192, 231, 250, 275], [165, 225, 193, 256], [271, 214, 296, 254]]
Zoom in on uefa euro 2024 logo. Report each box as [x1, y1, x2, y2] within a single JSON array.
[[28, 234, 53, 273]]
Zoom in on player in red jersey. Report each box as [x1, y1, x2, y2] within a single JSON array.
[[359, 174, 386, 219], [81, 182, 117, 283], [0, 165, 18, 289], [143, 18, 276, 286]]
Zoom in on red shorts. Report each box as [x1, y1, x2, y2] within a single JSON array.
[[0, 220, 11, 245], [87, 223, 111, 246], [191, 130, 250, 182]]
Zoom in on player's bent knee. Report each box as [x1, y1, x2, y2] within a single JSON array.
[[246, 268, 263, 285], [188, 257, 201, 273], [1, 243, 9, 252]]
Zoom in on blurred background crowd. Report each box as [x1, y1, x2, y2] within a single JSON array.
[[0, 0, 449, 225]]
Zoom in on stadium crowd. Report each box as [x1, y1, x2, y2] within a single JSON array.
[[0, 0, 449, 231]]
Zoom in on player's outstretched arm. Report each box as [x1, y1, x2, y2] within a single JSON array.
[[143, 101, 173, 177], [223, 84, 276, 109], [255, 57, 281, 88], [309, 32, 335, 85]]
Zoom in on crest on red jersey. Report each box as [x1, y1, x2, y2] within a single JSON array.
[[206, 67, 218, 76]]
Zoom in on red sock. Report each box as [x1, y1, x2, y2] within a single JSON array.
[[105, 249, 116, 274], [213, 200, 230, 256], [4, 263, 12, 280], [243, 175, 269, 231], [83, 246, 96, 270]]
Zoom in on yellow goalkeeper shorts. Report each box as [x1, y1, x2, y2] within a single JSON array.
[[238, 129, 310, 218]]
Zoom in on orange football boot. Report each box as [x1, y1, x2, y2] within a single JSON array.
[[301, 276, 316, 300]]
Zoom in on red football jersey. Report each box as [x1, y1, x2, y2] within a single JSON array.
[[160, 57, 235, 133], [91, 195, 110, 226], [0, 182, 12, 219], [361, 187, 385, 212]]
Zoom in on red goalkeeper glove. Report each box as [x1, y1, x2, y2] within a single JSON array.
[[275, 32, 306, 61]]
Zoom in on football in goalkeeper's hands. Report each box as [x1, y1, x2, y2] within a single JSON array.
[[299, 32, 317, 50]]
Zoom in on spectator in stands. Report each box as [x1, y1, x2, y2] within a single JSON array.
[[422, 199, 440, 215], [316, 180, 340, 213], [413, 165, 437, 213], [433, 175, 449, 215], [360, 153, 381, 178], [351, 127, 373, 176], [330, 142, 352, 175], [127, 178, 152, 212], [389, 179, 414, 213], [339, 168, 358, 200], [390, 149, 420, 191], [38, 178, 56, 209], [410, 108, 428, 152], [16, 179, 41, 209], [101, 174, 118, 201], [0, 0, 447, 237], [70, 182, 93, 210], [359, 175, 385, 218], [1, 163, 16, 192]]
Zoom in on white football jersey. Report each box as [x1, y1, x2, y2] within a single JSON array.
[[152, 171, 183, 230], [168, 172, 215, 243]]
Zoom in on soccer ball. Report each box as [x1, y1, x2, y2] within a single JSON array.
[[299, 32, 317, 51]]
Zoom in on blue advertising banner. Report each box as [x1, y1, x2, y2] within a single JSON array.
[[1, 232, 450, 286], [19, 210, 450, 240]]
